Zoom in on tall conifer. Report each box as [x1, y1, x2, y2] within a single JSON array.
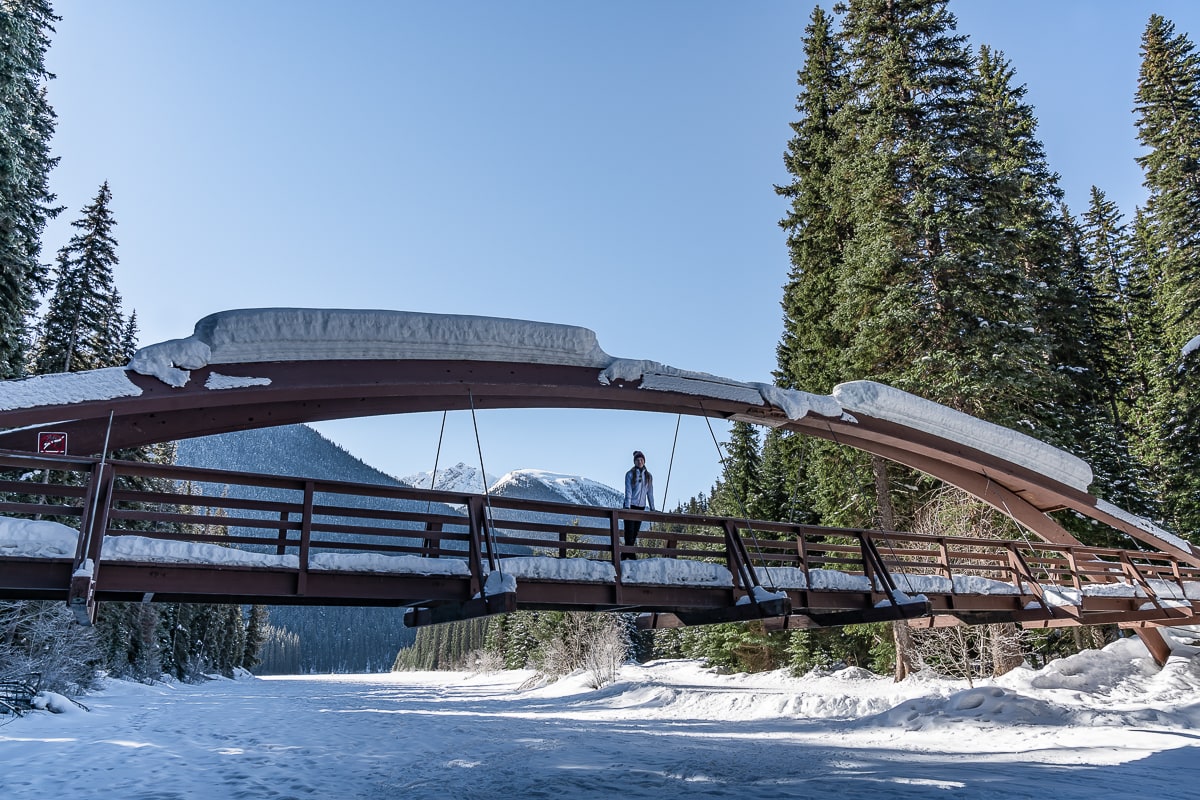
[[1078, 188, 1159, 520], [34, 182, 122, 372], [777, 6, 849, 394], [1133, 15, 1200, 536], [0, 0, 60, 377]]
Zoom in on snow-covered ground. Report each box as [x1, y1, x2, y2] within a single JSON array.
[[4, 636, 1199, 799]]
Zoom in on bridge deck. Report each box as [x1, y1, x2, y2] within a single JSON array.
[[1, 451, 1197, 633]]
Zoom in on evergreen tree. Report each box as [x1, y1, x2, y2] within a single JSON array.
[[0, 0, 60, 378], [776, 1, 1081, 530], [242, 605, 270, 670], [1080, 188, 1149, 420], [756, 429, 817, 524], [771, 1, 1090, 676], [968, 46, 1078, 444], [1076, 189, 1160, 521], [776, 5, 850, 395], [33, 182, 122, 373], [1132, 15, 1200, 537], [710, 421, 762, 518]]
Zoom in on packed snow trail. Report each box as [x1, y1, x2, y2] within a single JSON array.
[[2, 653, 1199, 799]]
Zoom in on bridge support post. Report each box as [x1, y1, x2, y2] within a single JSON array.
[[1131, 626, 1171, 668], [68, 462, 115, 626], [296, 481, 314, 596]]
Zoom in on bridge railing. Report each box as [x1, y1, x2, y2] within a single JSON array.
[[0, 452, 762, 593], [712, 518, 1200, 600], [2, 450, 1198, 607]]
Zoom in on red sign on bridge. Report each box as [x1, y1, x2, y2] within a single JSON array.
[[37, 431, 68, 455]]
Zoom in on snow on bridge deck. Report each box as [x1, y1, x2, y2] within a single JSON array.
[[5, 515, 1198, 606]]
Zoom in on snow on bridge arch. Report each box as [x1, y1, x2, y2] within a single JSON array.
[[0, 307, 1193, 564]]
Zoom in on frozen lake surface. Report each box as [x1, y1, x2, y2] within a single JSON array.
[[3, 642, 1200, 799]]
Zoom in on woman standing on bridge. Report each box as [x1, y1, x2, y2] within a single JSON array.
[[622, 450, 655, 559]]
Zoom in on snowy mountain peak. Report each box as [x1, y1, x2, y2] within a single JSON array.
[[400, 462, 497, 494], [488, 468, 623, 507]]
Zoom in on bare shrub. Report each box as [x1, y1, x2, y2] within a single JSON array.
[[463, 648, 505, 674], [905, 488, 1029, 680], [0, 601, 100, 696], [533, 612, 630, 689], [580, 616, 628, 689]]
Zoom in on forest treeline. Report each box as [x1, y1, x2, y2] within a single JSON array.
[[395, 0, 1200, 684]]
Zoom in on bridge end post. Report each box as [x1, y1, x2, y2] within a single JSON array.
[[68, 462, 115, 626]]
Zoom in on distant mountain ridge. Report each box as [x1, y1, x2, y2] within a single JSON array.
[[400, 462, 498, 495], [402, 462, 623, 509], [489, 469, 623, 508], [177, 424, 406, 487]]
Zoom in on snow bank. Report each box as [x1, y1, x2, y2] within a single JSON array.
[[1081, 581, 1145, 598], [1146, 579, 1200, 601], [757, 566, 808, 589], [952, 575, 1021, 595], [599, 358, 841, 422], [620, 557, 733, 587], [1040, 586, 1082, 606], [870, 685, 1060, 730], [30, 691, 83, 714], [0, 366, 143, 410], [0, 517, 78, 557], [1095, 498, 1195, 553], [309, 552, 470, 576], [101, 534, 300, 569], [130, 308, 613, 387], [1023, 637, 1161, 693], [808, 568, 872, 592], [490, 555, 616, 583], [753, 382, 843, 420], [889, 573, 953, 594], [833, 380, 1094, 491]]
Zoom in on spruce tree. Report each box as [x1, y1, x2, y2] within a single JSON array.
[[242, 605, 270, 670], [1132, 15, 1200, 536], [1077, 189, 1160, 521], [813, 0, 982, 527], [968, 46, 1077, 442], [0, 0, 60, 378], [33, 182, 122, 373], [776, 5, 850, 395], [776, 2, 1080, 527], [710, 421, 762, 518], [771, 0, 1094, 676]]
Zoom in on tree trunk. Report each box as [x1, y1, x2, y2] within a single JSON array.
[[893, 621, 915, 681], [873, 456, 916, 681], [989, 623, 1024, 676], [871, 455, 896, 531]]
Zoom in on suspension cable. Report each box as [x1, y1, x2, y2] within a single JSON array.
[[424, 410, 448, 516], [784, 431, 805, 525], [661, 413, 681, 513]]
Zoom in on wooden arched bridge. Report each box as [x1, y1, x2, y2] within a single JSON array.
[[0, 309, 1196, 665]]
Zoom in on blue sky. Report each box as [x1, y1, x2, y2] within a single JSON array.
[[40, 1, 1200, 503]]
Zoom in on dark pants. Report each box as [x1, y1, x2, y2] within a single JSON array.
[[623, 506, 644, 558]]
